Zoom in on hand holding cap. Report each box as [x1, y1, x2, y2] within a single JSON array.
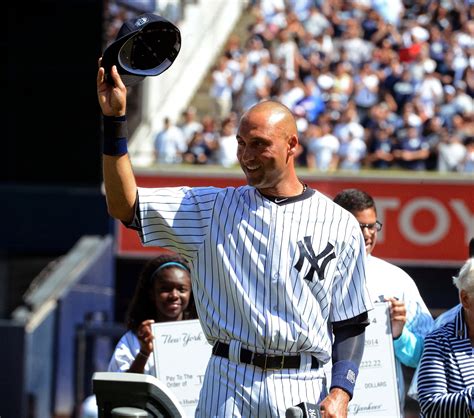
[[101, 13, 181, 86]]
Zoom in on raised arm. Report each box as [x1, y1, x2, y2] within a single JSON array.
[[97, 62, 137, 223]]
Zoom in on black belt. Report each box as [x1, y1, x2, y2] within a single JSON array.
[[212, 342, 319, 371]]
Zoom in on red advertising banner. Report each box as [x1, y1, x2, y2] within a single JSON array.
[[117, 172, 473, 266]]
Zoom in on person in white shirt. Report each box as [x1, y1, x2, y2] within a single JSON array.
[[437, 134, 467, 172], [154, 117, 187, 164], [333, 188, 434, 414], [215, 117, 238, 168], [179, 106, 203, 145], [81, 254, 195, 418], [338, 133, 367, 171], [306, 121, 340, 171], [240, 62, 271, 114], [209, 56, 233, 121], [108, 253, 195, 375]]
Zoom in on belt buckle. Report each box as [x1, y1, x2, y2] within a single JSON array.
[[263, 354, 285, 371]]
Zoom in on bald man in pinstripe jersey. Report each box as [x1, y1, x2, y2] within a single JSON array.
[[97, 65, 372, 417]]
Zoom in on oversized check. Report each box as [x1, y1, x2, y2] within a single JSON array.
[[152, 319, 212, 417], [348, 302, 400, 417]]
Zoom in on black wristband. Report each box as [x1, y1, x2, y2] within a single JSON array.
[[103, 115, 128, 156]]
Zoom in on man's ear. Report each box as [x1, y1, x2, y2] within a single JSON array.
[[460, 289, 470, 310], [288, 134, 299, 155]]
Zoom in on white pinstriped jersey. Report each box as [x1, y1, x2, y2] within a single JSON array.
[[131, 185, 371, 364]]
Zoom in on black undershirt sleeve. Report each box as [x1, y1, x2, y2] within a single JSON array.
[[332, 312, 369, 365], [329, 311, 369, 398]]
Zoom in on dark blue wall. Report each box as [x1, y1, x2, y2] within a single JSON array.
[[0, 322, 27, 418], [54, 244, 116, 415], [0, 237, 116, 418], [1, 184, 110, 254]]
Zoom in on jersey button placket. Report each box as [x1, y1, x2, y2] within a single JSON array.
[[264, 204, 277, 347], [271, 273, 279, 312]]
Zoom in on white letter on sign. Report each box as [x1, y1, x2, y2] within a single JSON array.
[[374, 198, 399, 243], [450, 199, 474, 244], [400, 198, 449, 245]]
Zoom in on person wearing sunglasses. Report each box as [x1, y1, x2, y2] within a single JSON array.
[[333, 188, 433, 416]]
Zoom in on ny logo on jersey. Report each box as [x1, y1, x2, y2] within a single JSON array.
[[294, 237, 336, 282]]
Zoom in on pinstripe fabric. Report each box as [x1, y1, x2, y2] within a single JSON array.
[[197, 354, 327, 417], [131, 185, 372, 416], [408, 304, 461, 401], [417, 307, 474, 418]]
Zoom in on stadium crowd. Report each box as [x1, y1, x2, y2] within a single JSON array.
[[108, 0, 474, 173]]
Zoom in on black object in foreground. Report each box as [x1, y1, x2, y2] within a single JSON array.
[[93, 371, 185, 417], [285, 401, 322, 418]]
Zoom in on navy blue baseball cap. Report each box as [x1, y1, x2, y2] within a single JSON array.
[[102, 13, 181, 86]]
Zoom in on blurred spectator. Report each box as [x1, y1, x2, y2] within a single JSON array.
[[259, 0, 287, 32], [224, 34, 244, 61], [240, 62, 272, 113], [278, 77, 305, 110], [437, 134, 467, 173], [428, 26, 448, 69], [422, 115, 446, 170], [287, 0, 314, 22], [417, 60, 444, 119], [285, 10, 306, 40], [259, 52, 281, 85], [396, 103, 423, 140], [200, 114, 218, 145], [393, 126, 430, 171], [372, 0, 404, 26], [294, 78, 325, 123], [353, 62, 380, 122], [340, 18, 373, 69], [452, 81, 474, 116], [210, 56, 233, 121], [246, 34, 271, 67], [303, 5, 331, 37], [364, 102, 396, 133], [182, 130, 214, 165], [333, 106, 362, 143], [312, 30, 335, 60], [366, 127, 395, 169], [149, 0, 474, 175], [370, 17, 402, 48], [215, 117, 238, 168], [460, 137, 474, 173], [464, 67, 474, 97], [439, 85, 459, 129], [332, 61, 354, 103], [337, 126, 367, 171], [274, 29, 300, 80], [154, 117, 187, 164], [390, 65, 416, 112], [306, 120, 340, 171], [362, 8, 382, 41], [452, 113, 474, 141], [179, 106, 203, 144]]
